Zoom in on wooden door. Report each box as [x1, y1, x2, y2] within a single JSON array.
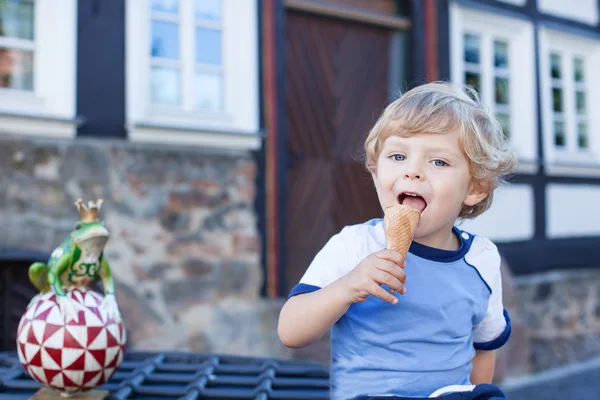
[[284, 10, 392, 292]]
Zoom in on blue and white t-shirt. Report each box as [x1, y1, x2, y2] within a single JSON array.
[[288, 219, 512, 399]]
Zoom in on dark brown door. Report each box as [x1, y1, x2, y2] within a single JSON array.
[[284, 11, 393, 292]]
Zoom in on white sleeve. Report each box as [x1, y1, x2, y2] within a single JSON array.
[[288, 227, 353, 297], [468, 238, 512, 350]]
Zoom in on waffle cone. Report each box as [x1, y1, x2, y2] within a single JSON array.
[[384, 204, 421, 258]]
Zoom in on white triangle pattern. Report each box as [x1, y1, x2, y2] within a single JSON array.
[[63, 370, 84, 386], [86, 291, 102, 307], [84, 308, 104, 327], [88, 329, 107, 350], [103, 368, 115, 383], [41, 348, 61, 370], [17, 342, 24, 362], [29, 365, 47, 384], [72, 290, 84, 304], [104, 347, 120, 368], [31, 320, 46, 344], [83, 371, 102, 388], [25, 343, 40, 363], [46, 305, 63, 325], [65, 326, 87, 348], [107, 324, 120, 342], [33, 299, 54, 318], [50, 372, 64, 388], [84, 351, 102, 370], [61, 348, 85, 369], [17, 321, 30, 344], [44, 327, 65, 349]]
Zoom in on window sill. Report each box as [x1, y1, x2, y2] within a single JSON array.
[[146, 106, 233, 124], [545, 160, 600, 177], [0, 112, 81, 139], [128, 121, 265, 151]]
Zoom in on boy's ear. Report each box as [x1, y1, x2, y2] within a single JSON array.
[[464, 179, 491, 207]]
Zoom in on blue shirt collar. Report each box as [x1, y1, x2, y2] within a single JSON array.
[[372, 219, 473, 263]]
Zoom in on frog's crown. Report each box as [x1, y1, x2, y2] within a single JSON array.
[[75, 198, 103, 223]]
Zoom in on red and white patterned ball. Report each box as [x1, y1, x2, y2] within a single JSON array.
[[16, 288, 126, 394]]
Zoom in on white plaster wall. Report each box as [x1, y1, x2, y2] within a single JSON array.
[[547, 184, 600, 238], [537, 0, 599, 25], [458, 184, 534, 242]]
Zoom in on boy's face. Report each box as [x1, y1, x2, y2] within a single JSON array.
[[372, 130, 488, 247]]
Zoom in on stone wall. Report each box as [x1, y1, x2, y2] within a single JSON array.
[[514, 268, 600, 372], [0, 134, 291, 359]]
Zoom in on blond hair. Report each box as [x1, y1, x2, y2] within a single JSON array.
[[364, 81, 517, 219]]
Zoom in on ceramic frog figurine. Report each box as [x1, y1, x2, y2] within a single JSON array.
[[28, 199, 121, 323]]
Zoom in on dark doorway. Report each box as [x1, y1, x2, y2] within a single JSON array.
[[283, 10, 396, 293], [0, 256, 43, 351]]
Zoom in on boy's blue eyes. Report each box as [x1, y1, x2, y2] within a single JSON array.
[[390, 154, 447, 167]]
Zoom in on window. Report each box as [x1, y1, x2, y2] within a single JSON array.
[[539, 27, 600, 168], [127, 0, 260, 149], [450, 4, 537, 171], [0, 0, 77, 138], [0, 0, 34, 91]]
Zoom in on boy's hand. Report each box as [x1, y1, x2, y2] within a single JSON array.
[[340, 249, 406, 305]]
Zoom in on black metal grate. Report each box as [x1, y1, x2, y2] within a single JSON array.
[[0, 351, 330, 399]]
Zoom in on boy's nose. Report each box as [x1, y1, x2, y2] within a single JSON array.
[[404, 170, 422, 180]]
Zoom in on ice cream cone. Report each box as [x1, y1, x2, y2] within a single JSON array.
[[384, 204, 421, 293]]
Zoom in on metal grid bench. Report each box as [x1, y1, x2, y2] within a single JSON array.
[[0, 351, 330, 399]]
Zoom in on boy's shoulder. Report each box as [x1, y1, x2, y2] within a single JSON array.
[[334, 218, 385, 246], [458, 227, 502, 290]]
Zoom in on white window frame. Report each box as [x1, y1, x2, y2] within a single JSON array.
[[126, 0, 261, 150], [0, 0, 77, 139], [450, 3, 538, 173], [539, 26, 600, 173]]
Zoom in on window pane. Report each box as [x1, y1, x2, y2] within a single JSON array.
[[151, 20, 179, 59], [195, 0, 221, 21], [196, 28, 221, 65], [495, 77, 509, 105], [576, 91, 586, 114], [496, 113, 510, 140], [151, 0, 178, 14], [574, 57, 584, 82], [0, 0, 34, 40], [465, 72, 481, 97], [151, 66, 180, 106], [464, 34, 480, 64], [578, 122, 588, 149], [550, 53, 561, 79], [494, 40, 509, 68], [554, 120, 565, 147], [552, 87, 562, 112], [195, 71, 222, 111], [0, 47, 32, 90]]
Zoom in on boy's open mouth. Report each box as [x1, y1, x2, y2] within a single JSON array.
[[398, 192, 427, 213]]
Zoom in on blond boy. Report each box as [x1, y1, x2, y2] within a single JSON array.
[[278, 82, 517, 399]]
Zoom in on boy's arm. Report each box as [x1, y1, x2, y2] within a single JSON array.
[[470, 350, 495, 384], [279, 248, 406, 349], [278, 278, 351, 348]]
